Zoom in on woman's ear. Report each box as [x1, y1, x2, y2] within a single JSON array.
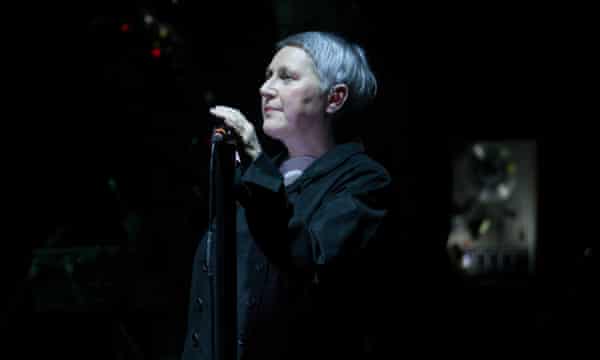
[[326, 84, 349, 115]]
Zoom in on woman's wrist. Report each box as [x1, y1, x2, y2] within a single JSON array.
[[247, 146, 262, 162]]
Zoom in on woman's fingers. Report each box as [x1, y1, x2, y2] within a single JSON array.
[[209, 106, 247, 135], [208, 106, 262, 160]]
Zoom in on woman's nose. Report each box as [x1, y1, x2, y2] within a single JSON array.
[[260, 81, 276, 98]]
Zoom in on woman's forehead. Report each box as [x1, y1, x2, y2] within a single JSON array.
[[268, 46, 316, 72]]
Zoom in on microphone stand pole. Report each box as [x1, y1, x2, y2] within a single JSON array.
[[207, 127, 237, 360]]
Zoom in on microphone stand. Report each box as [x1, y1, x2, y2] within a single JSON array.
[[207, 127, 237, 360]]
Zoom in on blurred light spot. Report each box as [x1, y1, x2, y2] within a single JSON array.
[[498, 184, 510, 199], [159, 25, 169, 39], [507, 162, 517, 175], [461, 253, 473, 269], [478, 218, 491, 235], [144, 14, 154, 25], [473, 144, 485, 159]]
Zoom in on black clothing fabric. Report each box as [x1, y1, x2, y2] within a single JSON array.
[[182, 142, 392, 360]]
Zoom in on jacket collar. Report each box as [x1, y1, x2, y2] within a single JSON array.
[[274, 142, 365, 191]]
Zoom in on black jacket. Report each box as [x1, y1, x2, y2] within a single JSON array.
[[182, 142, 392, 360]]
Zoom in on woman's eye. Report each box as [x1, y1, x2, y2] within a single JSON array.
[[280, 72, 293, 80]]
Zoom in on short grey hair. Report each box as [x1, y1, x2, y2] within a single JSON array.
[[276, 31, 378, 116]]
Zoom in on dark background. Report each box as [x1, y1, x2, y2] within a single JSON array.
[[5, 1, 596, 359]]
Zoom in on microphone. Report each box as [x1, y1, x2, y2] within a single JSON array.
[[210, 127, 241, 165], [211, 127, 235, 143], [209, 107, 235, 143]]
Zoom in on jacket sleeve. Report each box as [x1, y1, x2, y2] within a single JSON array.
[[238, 152, 391, 283]]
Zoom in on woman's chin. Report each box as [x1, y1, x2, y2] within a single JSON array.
[[263, 123, 287, 140]]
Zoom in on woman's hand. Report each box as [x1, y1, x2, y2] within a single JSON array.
[[209, 106, 262, 161]]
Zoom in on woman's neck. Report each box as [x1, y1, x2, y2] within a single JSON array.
[[282, 128, 336, 159]]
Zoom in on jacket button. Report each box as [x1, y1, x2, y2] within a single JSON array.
[[195, 297, 204, 312], [192, 331, 201, 348]]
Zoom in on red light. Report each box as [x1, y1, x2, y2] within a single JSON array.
[[120, 23, 130, 32], [151, 48, 161, 58]]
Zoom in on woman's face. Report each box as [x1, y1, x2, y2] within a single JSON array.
[[260, 46, 327, 141]]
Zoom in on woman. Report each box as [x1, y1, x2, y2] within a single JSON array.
[[182, 31, 392, 360]]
